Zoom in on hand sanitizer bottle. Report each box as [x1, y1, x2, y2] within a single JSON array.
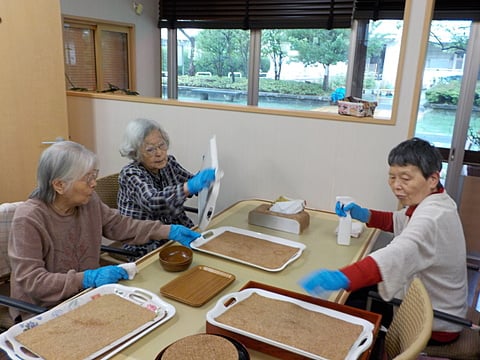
[[336, 196, 354, 246]]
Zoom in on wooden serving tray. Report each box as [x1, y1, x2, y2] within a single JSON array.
[[160, 265, 235, 307], [206, 281, 382, 360]]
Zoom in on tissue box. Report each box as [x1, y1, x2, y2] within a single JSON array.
[[248, 204, 310, 234], [338, 97, 377, 117]]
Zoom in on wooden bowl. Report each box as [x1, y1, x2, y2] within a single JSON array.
[[159, 245, 193, 272], [155, 333, 249, 360]]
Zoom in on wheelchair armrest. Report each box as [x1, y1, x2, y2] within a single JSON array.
[[184, 206, 199, 214], [100, 245, 141, 258], [0, 294, 47, 315], [467, 262, 480, 271]]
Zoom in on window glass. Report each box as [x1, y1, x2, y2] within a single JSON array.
[[259, 28, 350, 111], [257, 22, 402, 114], [359, 20, 403, 119], [161, 21, 403, 118], [101, 30, 129, 90], [63, 26, 96, 90], [161, 39, 168, 99], [170, 29, 249, 105], [415, 21, 472, 149], [464, 65, 480, 176], [63, 19, 133, 93]]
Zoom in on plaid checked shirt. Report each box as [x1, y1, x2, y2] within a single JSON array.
[[118, 155, 195, 228]]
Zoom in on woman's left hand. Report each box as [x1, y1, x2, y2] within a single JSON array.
[[168, 224, 201, 247]]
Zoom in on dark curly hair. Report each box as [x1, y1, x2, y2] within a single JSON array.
[[388, 137, 443, 189]]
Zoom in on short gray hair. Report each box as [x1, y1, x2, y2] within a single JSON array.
[[30, 141, 97, 203], [388, 137, 443, 190], [119, 118, 170, 161]]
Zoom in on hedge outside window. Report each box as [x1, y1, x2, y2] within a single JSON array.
[[159, 0, 402, 118]]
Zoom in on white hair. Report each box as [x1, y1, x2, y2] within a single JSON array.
[[119, 118, 170, 161], [30, 141, 97, 203]]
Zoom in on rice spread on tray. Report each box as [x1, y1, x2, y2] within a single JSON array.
[[15, 294, 156, 360], [198, 231, 299, 270], [215, 292, 364, 360]]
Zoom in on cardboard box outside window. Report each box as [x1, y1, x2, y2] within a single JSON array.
[[338, 96, 378, 117]]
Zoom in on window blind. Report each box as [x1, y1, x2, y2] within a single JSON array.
[[352, 0, 404, 20], [158, 0, 355, 30], [353, 0, 480, 21], [433, 0, 480, 21]]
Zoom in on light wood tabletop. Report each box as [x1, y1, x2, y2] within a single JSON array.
[[111, 199, 380, 360]]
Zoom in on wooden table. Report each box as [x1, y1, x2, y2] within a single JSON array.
[[111, 199, 380, 359]]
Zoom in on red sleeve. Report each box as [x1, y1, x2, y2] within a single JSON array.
[[430, 331, 460, 343], [367, 209, 394, 232], [340, 256, 382, 292]]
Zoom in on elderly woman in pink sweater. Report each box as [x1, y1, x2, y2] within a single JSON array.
[[8, 141, 199, 322]]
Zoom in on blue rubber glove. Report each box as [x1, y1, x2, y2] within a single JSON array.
[[168, 224, 201, 247], [335, 201, 370, 223], [82, 265, 129, 289], [299, 269, 350, 297], [187, 168, 216, 195]]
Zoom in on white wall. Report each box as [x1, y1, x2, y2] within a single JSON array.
[[61, 0, 161, 97], [65, 0, 432, 215], [68, 96, 405, 213]]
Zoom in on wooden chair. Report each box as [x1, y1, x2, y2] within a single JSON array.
[[459, 175, 480, 258], [0, 202, 46, 331], [368, 277, 480, 360], [377, 278, 434, 360], [95, 172, 199, 213], [94, 173, 142, 262], [95, 173, 120, 209], [0, 202, 19, 330], [420, 277, 480, 360]]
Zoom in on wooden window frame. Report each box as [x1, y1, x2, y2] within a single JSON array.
[[63, 16, 136, 92]]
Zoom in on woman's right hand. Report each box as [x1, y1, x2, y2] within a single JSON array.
[[186, 168, 216, 195], [299, 269, 350, 297], [82, 265, 128, 288]]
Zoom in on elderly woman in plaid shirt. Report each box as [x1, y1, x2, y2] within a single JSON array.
[[118, 118, 216, 259]]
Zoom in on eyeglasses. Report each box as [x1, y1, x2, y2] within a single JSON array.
[[143, 141, 168, 156], [82, 169, 99, 184]]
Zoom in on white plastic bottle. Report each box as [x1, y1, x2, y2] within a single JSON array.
[[336, 196, 355, 246]]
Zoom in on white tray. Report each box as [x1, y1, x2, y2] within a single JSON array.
[[191, 226, 306, 272], [0, 284, 176, 360], [206, 288, 374, 360], [197, 135, 221, 231]]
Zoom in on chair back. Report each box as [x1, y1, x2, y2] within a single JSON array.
[[95, 173, 120, 209], [385, 278, 433, 360], [422, 275, 480, 360], [0, 202, 22, 282], [0, 202, 22, 330]]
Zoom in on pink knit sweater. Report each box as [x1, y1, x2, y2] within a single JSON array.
[[8, 192, 169, 320]]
